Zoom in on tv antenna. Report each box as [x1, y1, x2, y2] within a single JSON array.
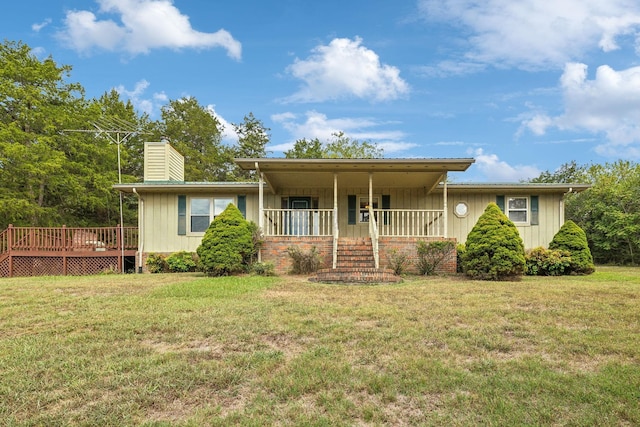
[[64, 117, 150, 272]]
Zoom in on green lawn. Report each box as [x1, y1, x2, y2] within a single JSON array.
[[1, 268, 638, 426]]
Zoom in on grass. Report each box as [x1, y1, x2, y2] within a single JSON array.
[[1, 267, 639, 426]]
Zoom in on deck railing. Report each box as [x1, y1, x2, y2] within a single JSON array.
[[374, 209, 445, 237], [263, 209, 334, 236], [0, 225, 138, 255]]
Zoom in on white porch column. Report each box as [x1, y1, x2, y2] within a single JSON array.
[[443, 172, 448, 238], [368, 172, 373, 210]]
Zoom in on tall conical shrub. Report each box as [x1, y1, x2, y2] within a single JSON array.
[[196, 204, 254, 276], [462, 202, 525, 280], [549, 220, 595, 275]]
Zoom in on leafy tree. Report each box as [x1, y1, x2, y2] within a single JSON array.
[[0, 40, 131, 227], [94, 89, 152, 181], [285, 138, 325, 159], [231, 112, 270, 180], [549, 220, 595, 274], [325, 131, 383, 159], [196, 204, 254, 276], [284, 132, 383, 159], [462, 203, 526, 280], [566, 161, 640, 265], [151, 97, 231, 181], [530, 160, 588, 183]]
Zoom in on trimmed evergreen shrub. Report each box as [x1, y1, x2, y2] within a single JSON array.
[[165, 251, 198, 273], [146, 253, 167, 273], [549, 220, 595, 275], [196, 204, 254, 276], [287, 246, 322, 274], [525, 247, 571, 276], [462, 203, 526, 280], [416, 240, 455, 275]]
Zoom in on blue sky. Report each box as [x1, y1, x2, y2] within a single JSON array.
[[4, 0, 640, 181]]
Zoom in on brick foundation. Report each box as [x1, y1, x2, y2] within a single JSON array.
[[261, 236, 333, 274], [378, 237, 458, 274]]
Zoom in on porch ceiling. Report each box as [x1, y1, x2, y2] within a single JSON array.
[[235, 158, 475, 191]]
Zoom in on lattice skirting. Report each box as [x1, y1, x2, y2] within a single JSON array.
[[0, 256, 121, 277]]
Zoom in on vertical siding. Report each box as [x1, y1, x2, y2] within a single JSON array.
[[447, 193, 563, 249], [141, 188, 567, 255]]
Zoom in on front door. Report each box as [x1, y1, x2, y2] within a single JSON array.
[[289, 197, 311, 235]]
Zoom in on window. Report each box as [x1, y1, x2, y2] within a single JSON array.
[[359, 197, 378, 223], [454, 201, 469, 218], [189, 197, 235, 233], [507, 197, 528, 223]]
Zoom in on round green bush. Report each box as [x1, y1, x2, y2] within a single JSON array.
[[525, 247, 571, 276], [462, 203, 526, 280], [548, 220, 595, 275], [196, 204, 254, 276], [165, 251, 198, 273]]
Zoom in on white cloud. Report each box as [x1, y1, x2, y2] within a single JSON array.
[[270, 110, 416, 154], [32, 18, 52, 32], [415, 60, 486, 78], [469, 148, 540, 181], [418, 0, 640, 70], [57, 0, 241, 59], [115, 79, 167, 116], [205, 105, 238, 143], [521, 62, 640, 159], [284, 37, 409, 103]]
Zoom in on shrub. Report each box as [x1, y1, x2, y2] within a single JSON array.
[[146, 253, 167, 273], [416, 240, 455, 275], [247, 221, 264, 265], [196, 204, 254, 276], [386, 248, 410, 275], [251, 261, 276, 276], [456, 243, 466, 273], [165, 251, 198, 273], [549, 220, 595, 275], [462, 203, 526, 280], [525, 247, 571, 276], [287, 246, 322, 274]]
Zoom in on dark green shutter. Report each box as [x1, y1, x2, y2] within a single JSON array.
[[530, 195, 539, 225], [496, 195, 505, 213], [178, 195, 186, 235], [348, 195, 356, 225], [382, 195, 390, 225], [237, 195, 246, 218]]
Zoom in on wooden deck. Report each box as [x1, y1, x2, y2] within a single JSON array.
[[0, 225, 138, 277]]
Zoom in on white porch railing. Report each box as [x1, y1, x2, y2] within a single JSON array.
[[374, 209, 445, 237], [261, 208, 445, 237], [368, 206, 379, 268], [263, 209, 334, 236]]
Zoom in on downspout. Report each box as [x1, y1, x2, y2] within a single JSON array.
[[132, 188, 144, 273], [560, 187, 572, 227], [333, 173, 338, 269]]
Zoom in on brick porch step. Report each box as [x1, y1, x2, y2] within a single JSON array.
[[312, 267, 401, 284]]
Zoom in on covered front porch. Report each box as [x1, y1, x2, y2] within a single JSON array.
[[236, 158, 474, 270]]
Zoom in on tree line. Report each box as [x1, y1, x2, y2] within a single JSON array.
[[1, 40, 638, 265]]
